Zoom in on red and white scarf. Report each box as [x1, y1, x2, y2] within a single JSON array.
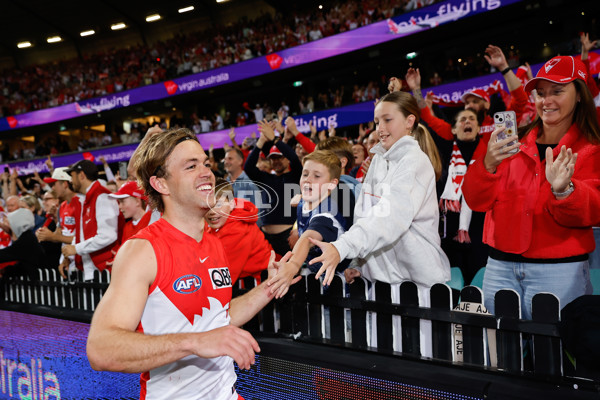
[[439, 141, 474, 242]]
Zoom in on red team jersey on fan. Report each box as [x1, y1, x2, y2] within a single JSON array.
[[59, 197, 81, 237], [132, 218, 239, 400]]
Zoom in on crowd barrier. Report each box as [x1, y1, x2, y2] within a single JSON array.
[[1, 267, 598, 397]]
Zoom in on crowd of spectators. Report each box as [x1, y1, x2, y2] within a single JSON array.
[[0, 34, 599, 327], [0, 0, 441, 118], [6, 0, 587, 163]]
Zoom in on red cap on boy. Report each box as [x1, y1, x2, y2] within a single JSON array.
[[109, 181, 146, 200]]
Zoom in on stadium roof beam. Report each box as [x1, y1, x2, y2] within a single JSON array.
[[10, 0, 82, 60]]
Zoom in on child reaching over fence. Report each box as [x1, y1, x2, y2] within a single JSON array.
[[268, 150, 349, 298]]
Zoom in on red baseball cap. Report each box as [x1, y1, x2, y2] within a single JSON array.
[[108, 181, 146, 200], [267, 145, 283, 158], [525, 56, 587, 93], [461, 88, 490, 104]]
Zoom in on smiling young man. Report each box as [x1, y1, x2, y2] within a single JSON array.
[[86, 128, 292, 400]]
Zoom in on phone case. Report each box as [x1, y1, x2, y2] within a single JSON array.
[[119, 162, 128, 179], [494, 111, 518, 154]]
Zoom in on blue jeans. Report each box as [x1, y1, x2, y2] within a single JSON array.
[[483, 257, 592, 320]]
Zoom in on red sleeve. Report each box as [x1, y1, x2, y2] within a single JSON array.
[[462, 156, 502, 212], [583, 58, 600, 98], [294, 133, 316, 153], [214, 225, 250, 284], [239, 224, 271, 279], [420, 106, 453, 141], [507, 86, 529, 123], [241, 148, 251, 163]]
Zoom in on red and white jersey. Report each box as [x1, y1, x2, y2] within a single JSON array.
[[132, 218, 238, 400], [59, 196, 81, 237]]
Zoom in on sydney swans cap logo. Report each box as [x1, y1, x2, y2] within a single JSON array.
[[544, 58, 561, 74]]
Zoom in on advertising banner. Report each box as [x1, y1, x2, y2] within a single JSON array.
[[0, 0, 524, 132]]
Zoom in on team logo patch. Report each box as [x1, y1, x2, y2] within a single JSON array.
[[64, 216, 76, 225], [173, 274, 202, 294], [209, 267, 232, 289], [544, 58, 560, 73]]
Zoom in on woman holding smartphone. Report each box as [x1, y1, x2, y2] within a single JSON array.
[[462, 56, 600, 319]]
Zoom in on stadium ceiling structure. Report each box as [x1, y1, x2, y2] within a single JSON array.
[[0, 0, 227, 61]]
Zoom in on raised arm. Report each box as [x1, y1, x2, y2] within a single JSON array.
[[286, 117, 316, 153], [275, 139, 302, 176], [580, 33, 600, 97], [1, 172, 9, 200], [405, 68, 455, 140], [100, 156, 115, 182], [484, 45, 521, 92], [228, 128, 240, 150], [243, 125, 272, 181]]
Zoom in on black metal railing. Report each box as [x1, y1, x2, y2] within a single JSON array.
[[1, 268, 598, 386]]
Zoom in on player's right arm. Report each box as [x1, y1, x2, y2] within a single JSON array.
[[86, 238, 259, 373]]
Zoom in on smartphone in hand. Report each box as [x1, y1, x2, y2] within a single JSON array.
[[494, 111, 518, 154], [118, 161, 128, 179]]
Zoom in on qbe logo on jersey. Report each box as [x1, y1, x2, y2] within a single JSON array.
[[209, 267, 232, 289]]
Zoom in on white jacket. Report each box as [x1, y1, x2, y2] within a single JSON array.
[[333, 135, 450, 286]]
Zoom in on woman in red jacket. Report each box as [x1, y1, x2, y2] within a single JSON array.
[[462, 55, 600, 319]]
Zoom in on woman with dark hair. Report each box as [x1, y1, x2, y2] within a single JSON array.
[[438, 109, 489, 285], [462, 56, 600, 319]]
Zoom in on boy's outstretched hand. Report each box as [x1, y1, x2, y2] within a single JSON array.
[[308, 238, 340, 286], [267, 251, 302, 299]]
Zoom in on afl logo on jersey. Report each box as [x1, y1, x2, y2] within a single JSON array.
[[173, 274, 202, 294]]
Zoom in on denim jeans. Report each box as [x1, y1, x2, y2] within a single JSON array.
[[482, 257, 592, 320]]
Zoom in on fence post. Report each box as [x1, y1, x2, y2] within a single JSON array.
[[400, 281, 420, 356], [430, 283, 453, 361], [460, 286, 485, 366], [258, 270, 276, 333], [349, 278, 368, 348], [326, 275, 345, 344], [375, 281, 393, 351], [307, 273, 323, 339], [495, 289, 522, 372], [241, 277, 260, 332], [532, 293, 561, 376], [291, 276, 308, 337]]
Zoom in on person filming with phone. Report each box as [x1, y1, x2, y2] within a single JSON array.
[[462, 55, 600, 319]]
